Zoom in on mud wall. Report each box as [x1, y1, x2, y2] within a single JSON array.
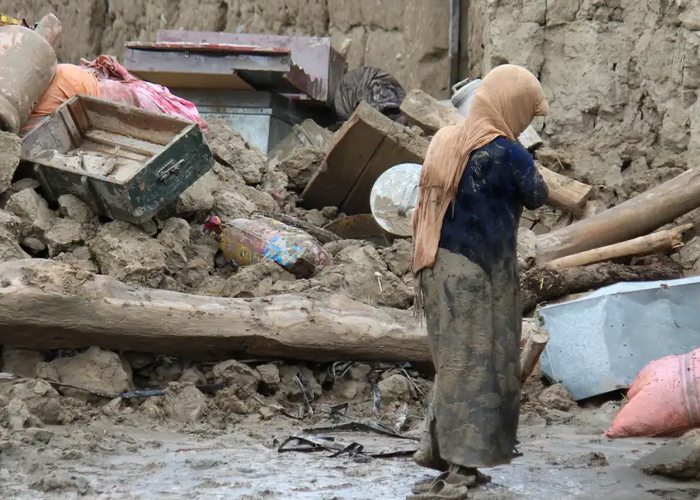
[[467, 0, 700, 202], [4, 0, 450, 98]]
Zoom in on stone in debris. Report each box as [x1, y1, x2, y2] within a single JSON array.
[[45, 218, 84, 257], [517, 227, 538, 271], [30, 472, 92, 495], [679, 236, 700, 276], [1, 347, 44, 378], [379, 239, 413, 277], [302, 209, 327, 228], [314, 243, 413, 309], [157, 218, 191, 277], [0, 227, 29, 262], [377, 373, 412, 403], [5, 188, 56, 249], [53, 246, 99, 273], [0, 209, 23, 237], [255, 364, 281, 393], [634, 429, 700, 480], [278, 364, 322, 402], [4, 379, 63, 425], [48, 346, 133, 396], [58, 194, 95, 224], [207, 119, 266, 185], [222, 259, 296, 298], [332, 363, 373, 400], [278, 147, 326, 191], [0, 131, 20, 194], [538, 383, 577, 412], [179, 367, 207, 386], [261, 165, 290, 195], [162, 383, 207, 423], [175, 169, 218, 217], [89, 221, 166, 287], [212, 360, 261, 396], [214, 190, 257, 220], [238, 185, 278, 213]]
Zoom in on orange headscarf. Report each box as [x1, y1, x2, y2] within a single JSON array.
[[411, 64, 549, 274]]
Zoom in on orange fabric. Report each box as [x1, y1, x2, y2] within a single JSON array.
[[606, 348, 700, 438], [411, 64, 549, 273], [30, 64, 101, 118]]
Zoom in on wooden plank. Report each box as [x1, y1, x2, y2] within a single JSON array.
[[84, 130, 164, 157], [399, 89, 463, 135], [341, 132, 425, 215], [301, 102, 429, 213]]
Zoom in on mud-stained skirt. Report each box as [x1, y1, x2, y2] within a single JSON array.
[[417, 248, 521, 469]]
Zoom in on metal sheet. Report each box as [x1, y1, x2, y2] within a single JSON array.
[[537, 276, 700, 401], [156, 30, 347, 103]]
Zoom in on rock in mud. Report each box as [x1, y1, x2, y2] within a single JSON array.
[[1, 347, 44, 378], [157, 217, 191, 278], [377, 373, 413, 403], [538, 384, 577, 412], [222, 259, 296, 298], [5, 188, 56, 251], [49, 346, 133, 396], [278, 364, 322, 402], [176, 170, 217, 216], [261, 165, 290, 195], [53, 246, 99, 273], [0, 227, 30, 262], [30, 473, 91, 495], [0, 131, 20, 194], [212, 360, 261, 396], [3, 379, 63, 425], [90, 221, 166, 287], [634, 429, 700, 480], [256, 364, 281, 393], [179, 367, 207, 386], [214, 190, 257, 220], [58, 194, 95, 224], [314, 244, 413, 308], [163, 383, 207, 423], [517, 227, 538, 271], [278, 147, 325, 191], [379, 239, 413, 277], [207, 119, 266, 185], [331, 363, 372, 400], [45, 218, 84, 257]]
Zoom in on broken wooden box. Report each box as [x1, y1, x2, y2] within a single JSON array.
[[20, 95, 214, 224]]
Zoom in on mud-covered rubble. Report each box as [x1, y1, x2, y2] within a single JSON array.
[[0, 344, 437, 432]]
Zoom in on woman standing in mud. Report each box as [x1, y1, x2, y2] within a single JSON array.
[[409, 64, 549, 500]]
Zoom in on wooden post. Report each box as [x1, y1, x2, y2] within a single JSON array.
[[537, 165, 593, 213], [520, 328, 550, 383], [537, 169, 700, 262]]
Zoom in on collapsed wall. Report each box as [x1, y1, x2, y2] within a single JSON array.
[[468, 0, 700, 204], [3, 0, 450, 97]]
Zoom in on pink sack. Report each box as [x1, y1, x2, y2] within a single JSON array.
[[605, 348, 700, 438], [81, 55, 208, 135]]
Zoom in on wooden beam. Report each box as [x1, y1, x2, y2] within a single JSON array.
[[0, 259, 430, 363], [537, 168, 700, 262], [546, 224, 693, 271], [537, 165, 593, 213], [399, 89, 464, 135]]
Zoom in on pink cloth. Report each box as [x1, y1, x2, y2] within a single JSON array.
[[81, 55, 209, 134]]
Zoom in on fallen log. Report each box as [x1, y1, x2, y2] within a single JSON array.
[[537, 169, 700, 262], [0, 259, 430, 363], [399, 89, 463, 135], [546, 224, 693, 271], [520, 328, 549, 384], [520, 262, 682, 313], [537, 165, 593, 213]]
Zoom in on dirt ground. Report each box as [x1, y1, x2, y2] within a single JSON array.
[[1, 404, 699, 500]]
